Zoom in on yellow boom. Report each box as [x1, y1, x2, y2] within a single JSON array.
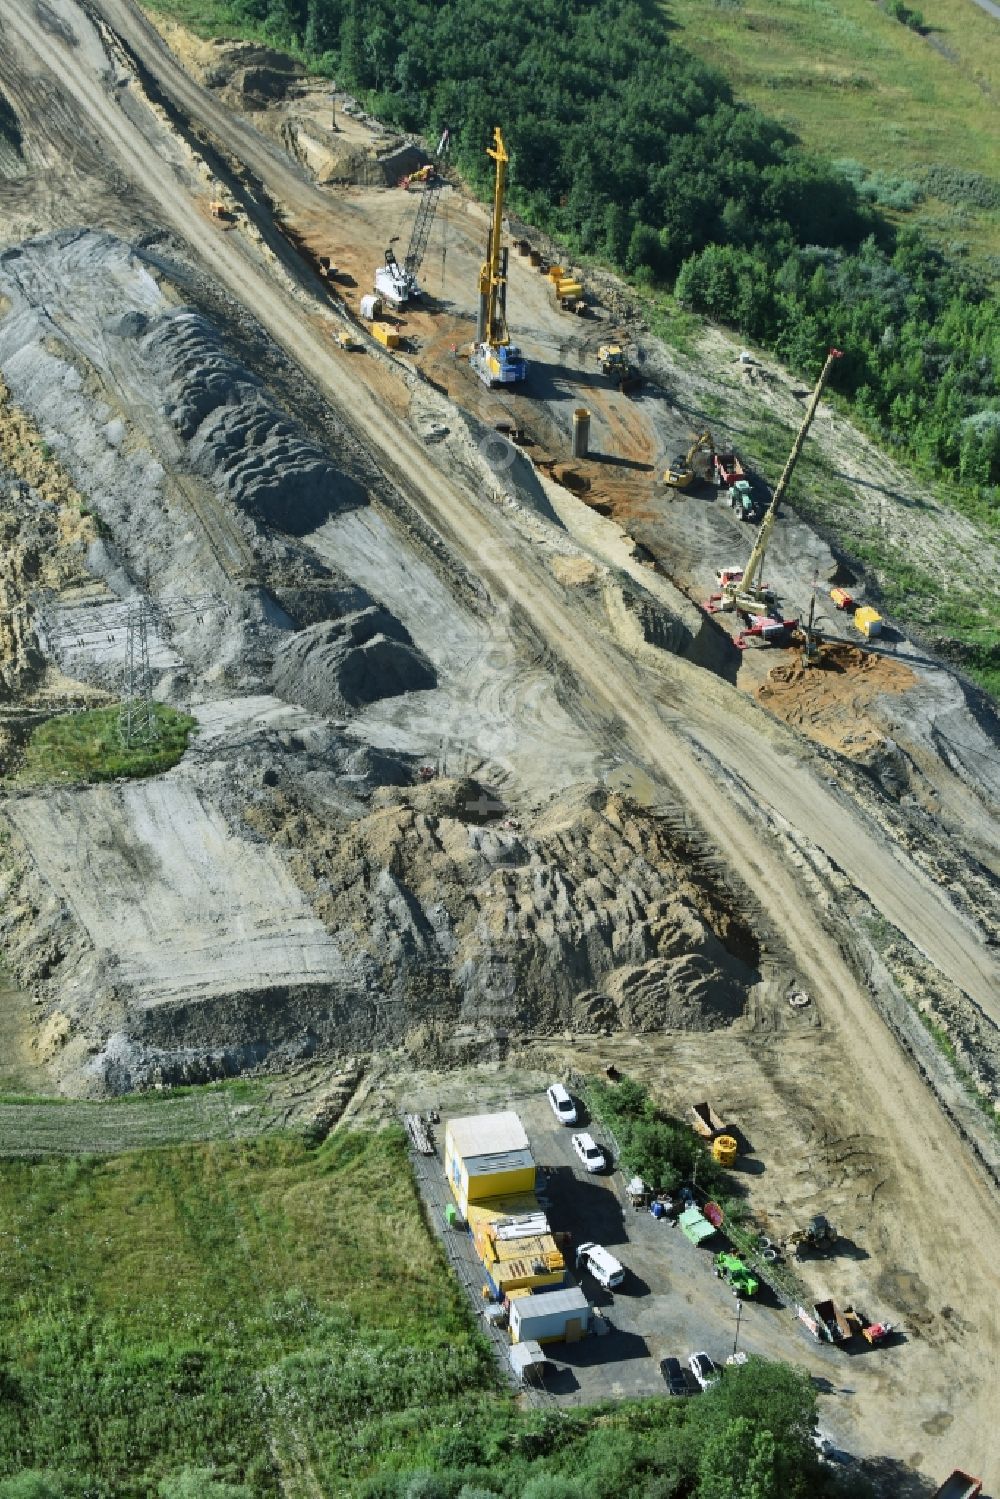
[[478, 127, 510, 348]]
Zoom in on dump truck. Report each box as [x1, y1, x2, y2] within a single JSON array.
[[714, 1250, 759, 1298], [797, 1298, 852, 1344], [714, 451, 746, 488], [931, 1472, 982, 1499], [689, 1101, 726, 1140]]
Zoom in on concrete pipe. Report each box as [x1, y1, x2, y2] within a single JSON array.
[[572, 407, 591, 459]]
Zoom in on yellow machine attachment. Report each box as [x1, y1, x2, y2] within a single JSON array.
[[664, 430, 713, 489]]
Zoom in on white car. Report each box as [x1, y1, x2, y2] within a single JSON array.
[[687, 1352, 721, 1391], [576, 1241, 625, 1290], [546, 1082, 578, 1126], [571, 1132, 607, 1173]]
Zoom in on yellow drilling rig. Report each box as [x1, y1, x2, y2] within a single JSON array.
[[470, 128, 528, 388]]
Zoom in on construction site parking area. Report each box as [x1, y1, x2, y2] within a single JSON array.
[[404, 1077, 874, 1435]]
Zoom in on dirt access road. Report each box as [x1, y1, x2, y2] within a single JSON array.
[[2, 0, 999, 1483]]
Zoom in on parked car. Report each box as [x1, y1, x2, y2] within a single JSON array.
[[576, 1241, 625, 1290], [546, 1082, 578, 1126], [659, 1356, 692, 1396], [687, 1352, 721, 1391], [571, 1132, 607, 1173]]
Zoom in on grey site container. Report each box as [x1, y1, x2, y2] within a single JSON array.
[[509, 1286, 591, 1345]]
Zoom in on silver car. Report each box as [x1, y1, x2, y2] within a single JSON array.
[[687, 1352, 721, 1391], [546, 1082, 578, 1126]]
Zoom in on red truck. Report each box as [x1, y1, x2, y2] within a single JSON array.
[[714, 451, 746, 487]]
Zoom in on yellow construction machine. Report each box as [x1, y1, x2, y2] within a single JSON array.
[[598, 343, 641, 392], [470, 128, 528, 388], [664, 430, 713, 489], [711, 349, 842, 616]]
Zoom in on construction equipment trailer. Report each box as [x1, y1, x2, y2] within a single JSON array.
[[710, 348, 842, 616], [470, 127, 528, 388]]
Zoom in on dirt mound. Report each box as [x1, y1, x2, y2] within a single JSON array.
[[142, 307, 366, 533], [271, 606, 435, 717], [757, 644, 917, 757], [204, 44, 301, 108], [243, 781, 758, 1042]]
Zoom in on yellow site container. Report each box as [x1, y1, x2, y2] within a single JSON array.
[[854, 605, 882, 638], [712, 1134, 738, 1166], [370, 322, 400, 350], [556, 280, 584, 299]]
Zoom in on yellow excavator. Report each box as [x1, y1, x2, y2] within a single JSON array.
[[713, 349, 843, 615], [664, 430, 713, 489]]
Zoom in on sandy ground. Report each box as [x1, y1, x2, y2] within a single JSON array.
[[0, 1, 997, 1488]]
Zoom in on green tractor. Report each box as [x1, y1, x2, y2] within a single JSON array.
[[714, 1250, 759, 1298]]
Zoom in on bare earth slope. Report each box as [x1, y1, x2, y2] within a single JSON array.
[[0, 0, 998, 1485]]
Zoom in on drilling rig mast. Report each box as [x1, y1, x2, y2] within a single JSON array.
[[470, 127, 527, 388]]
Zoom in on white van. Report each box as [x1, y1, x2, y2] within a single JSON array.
[[576, 1241, 626, 1291]]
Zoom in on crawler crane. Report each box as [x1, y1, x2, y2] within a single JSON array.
[[470, 127, 528, 388], [376, 130, 450, 308], [712, 349, 842, 615]]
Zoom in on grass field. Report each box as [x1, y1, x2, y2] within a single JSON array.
[[9, 705, 196, 786], [0, 1121, 837, 1499], [661, 0, 1000, 260], [0, 1129, 499, 1495]]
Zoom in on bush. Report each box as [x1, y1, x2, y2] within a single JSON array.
[[10, 703, 196, 785], [587, 1077, 729, 1197]]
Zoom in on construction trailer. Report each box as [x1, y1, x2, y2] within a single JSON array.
[[508, 1285, 591, 1345], [445, 1111, 535, 1217], [470, 128, 528, 388], [467, 1196, 566, 1299]]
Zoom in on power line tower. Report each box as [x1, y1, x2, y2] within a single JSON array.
[[119, 597, 156, 747], [41, 592, 227, 748]]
